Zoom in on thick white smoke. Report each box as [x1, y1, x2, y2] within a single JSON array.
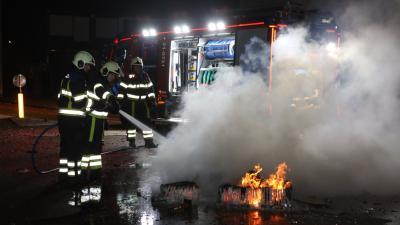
[[153, 0, 400, 197]]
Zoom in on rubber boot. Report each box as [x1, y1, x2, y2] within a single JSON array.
[[129, 139, 136, 148], [145, 139, 158, 149]]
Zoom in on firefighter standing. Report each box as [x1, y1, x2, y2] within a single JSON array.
[[119, 57, 157, 148], [58, 51, 94, 182], [82, 61, 120, 181]]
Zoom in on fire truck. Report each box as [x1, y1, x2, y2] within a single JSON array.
[[108, 5, 340, 124]]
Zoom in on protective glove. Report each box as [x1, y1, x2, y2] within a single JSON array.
[[106, 95, 120, 114]]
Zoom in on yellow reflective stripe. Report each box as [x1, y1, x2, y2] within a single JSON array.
[[147, 93, 155, 98], [81, 196, 90, 203], [120, 82, 128, 88], [59, 159, 68, 164], [90, 155, 102, 160], [90, 161, 102, 167], [127, 130, 136, 134], [127, 94, 140, 100], [90, 110, 108, 117], [61, 89, 72, 97], [74, 94, 87, 101], [143, 134, 154, 138], [57, 93, 61, 99], [121, 81, 154, 91], [59, 168, 68, 173], [127, 84, 138, 89], [117, 94, 124, 99], [89, 187, 101, 192], [86, 98, 93, 111], [141, 95, 147, 100], [102, 91, 111, 100], [143, 130, 152, 134], [59, 109, 85, 117], [81, 156, 90, 162], [87, 91, 100, 100], [89, 196, 101, 201], [94, 83, 103, 91], [61, 89, 72, 96], [89, 116, 96, 142], [66, 80, 73, 109], [125, 83, 152, 89], [68, 201, 78, 206]]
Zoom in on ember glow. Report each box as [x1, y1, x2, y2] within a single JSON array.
[[240, 162, 292, 207]]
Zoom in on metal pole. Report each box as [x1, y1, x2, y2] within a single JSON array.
[[0, 1, 3, 97]]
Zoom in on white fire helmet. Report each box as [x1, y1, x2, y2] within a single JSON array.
[[100, 61, 122, 77], [130, 57, 144, 67], [72, 51, 95, 69]]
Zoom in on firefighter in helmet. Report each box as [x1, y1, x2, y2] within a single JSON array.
[[119, 57, 157, 148], [82, 61, 120, 182], [104, 61, 124, 97], [57, 50, 94, 183]]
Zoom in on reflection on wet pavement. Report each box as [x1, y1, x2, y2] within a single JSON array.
[[217, 210, 290, 225], [13, 147, 390, 225]]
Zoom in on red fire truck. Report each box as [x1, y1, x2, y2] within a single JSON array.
[[108, 7, 340, 124]]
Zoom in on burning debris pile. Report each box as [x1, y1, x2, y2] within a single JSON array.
[[152, 181, 199, 209], [218, 162, 292, 209]]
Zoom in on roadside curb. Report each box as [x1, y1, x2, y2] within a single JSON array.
[[0, 98, 57, 110], [9, 117, 57, 127]]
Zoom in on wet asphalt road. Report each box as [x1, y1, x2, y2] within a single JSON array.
[[0, 117, 398, 225], [7, 147, 390, 225], [7, 145, 395, 225]]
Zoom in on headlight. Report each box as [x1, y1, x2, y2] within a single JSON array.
[[325, 42, 338, 58], [142, 28, 157, 37]]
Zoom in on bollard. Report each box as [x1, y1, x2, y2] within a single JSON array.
[[12, 74, 27, 119], [18, 92, 24, 118]]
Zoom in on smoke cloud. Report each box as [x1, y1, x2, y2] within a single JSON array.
[[153, 0, 400, 197]]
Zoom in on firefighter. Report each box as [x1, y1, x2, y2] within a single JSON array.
[[119, 57, 157, 148], [57, 51, 94, 183], [82, 61, 120, 181]]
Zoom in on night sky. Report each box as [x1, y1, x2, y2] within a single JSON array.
[[2, 0, 242, 56]]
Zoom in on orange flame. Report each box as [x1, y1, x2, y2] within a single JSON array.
[[240, 162, 291, 207], [241, 163, 263, 189]]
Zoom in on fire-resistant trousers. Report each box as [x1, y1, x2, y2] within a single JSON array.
[[58, 115, 86, 179], [82, 115, 104, 174]]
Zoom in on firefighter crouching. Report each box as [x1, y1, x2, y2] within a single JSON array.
[[57, 51, 94, 183], [82, 61, 120, 181], [119, 57, 158, 148]]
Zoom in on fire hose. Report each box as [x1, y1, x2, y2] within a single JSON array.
[[118, 110, 167, 143], [31, 110, 166, 174], [31, 123, 59, 174]]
